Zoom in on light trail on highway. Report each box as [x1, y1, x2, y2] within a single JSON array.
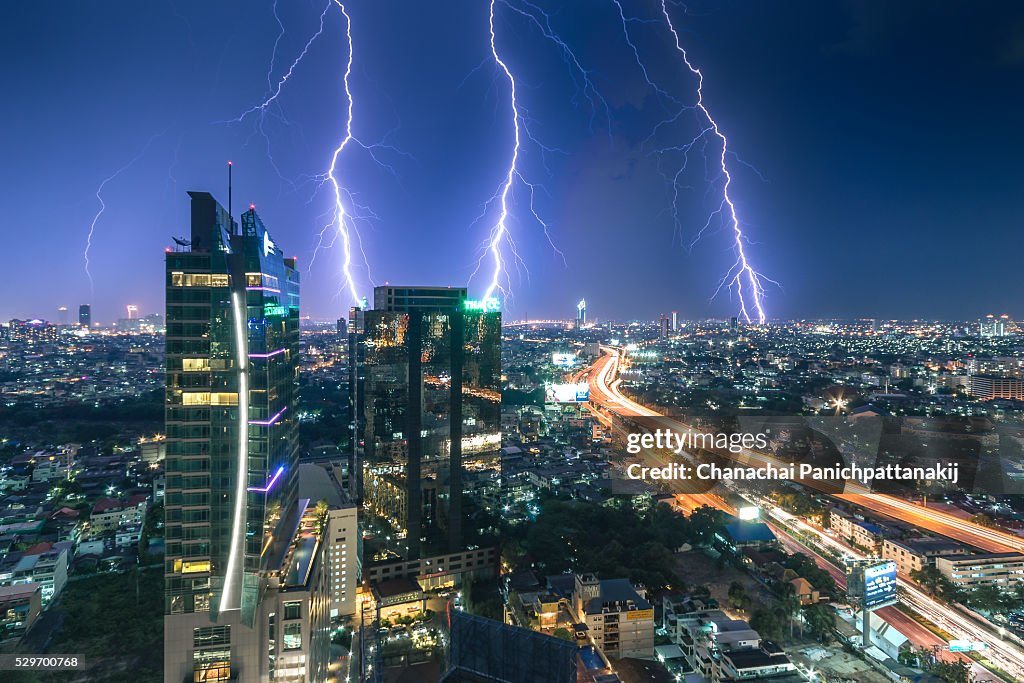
[[587, 346, 1024, 679]]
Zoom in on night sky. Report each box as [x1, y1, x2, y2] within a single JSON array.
[[3, 1, 1023, 324]]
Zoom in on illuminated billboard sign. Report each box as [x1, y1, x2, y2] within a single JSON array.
[[552, 352, 576, 368], [463, 297, 501, 313], [545, 382, 590, 403], [738, 506, 760, 521], [948, 640, 986, 653], [862, 561, 897, 609]]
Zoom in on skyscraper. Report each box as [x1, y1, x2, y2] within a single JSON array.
[[671, 310, 678, 332], [164, 191, 335, 683], [350, 286, 501, 560], [78, 304, 91, 328], [576, 298, 586, 329]]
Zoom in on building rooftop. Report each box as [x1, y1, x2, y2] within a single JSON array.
[[584, 578, 651, 615], [0, 583, 40, 601], [722, 521, 776, 544]]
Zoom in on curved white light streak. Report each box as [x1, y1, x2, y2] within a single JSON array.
[[222, 290, 250, 611]]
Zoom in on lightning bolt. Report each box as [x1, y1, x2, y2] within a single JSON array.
[[84, 133, 161, 297], [655, 0, 774, 324], [613, 0, 775, 324], [475, 0, 607, 301], [226, 0, 408, 307], [308, 0, 373, 306], [223, 0, 334, 186]]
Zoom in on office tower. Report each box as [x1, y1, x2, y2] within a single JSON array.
[[164, 191, 334, 683], [336, 316, 347, 337], [659, 314, 669, 339], [57, 306, 68, 325], [78, 304, 91, 328], [350, 286, 501, 560], [980, 314, 1008, 338], [671, 310, 678, 332], [576, 298, 586, 329]]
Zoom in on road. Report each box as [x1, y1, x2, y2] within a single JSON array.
[[588, 346, 1024, 552], [586, 346, 1022, 679]]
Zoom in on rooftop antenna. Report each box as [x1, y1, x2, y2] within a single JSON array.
[[227, 161, 233, 232]]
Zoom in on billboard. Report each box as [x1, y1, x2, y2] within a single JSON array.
[[948, 640, 986, 653], [552, 352, 576, 368], [546, 382, 590, 403], [862, 561, 897, 609], [738, 506, 760, 521]]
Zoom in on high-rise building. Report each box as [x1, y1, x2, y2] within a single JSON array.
[[980, 314, 1008, 338], [350, 286, 501, 560], [576, 298, 586, 329], [164, 191, 336, 683], [78, 304, 91, 328], [671, 310, 678, 332], [659, 314, 669, 339]]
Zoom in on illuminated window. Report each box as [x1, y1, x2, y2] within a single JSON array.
[[182, 392, 210, 406], [172, 273, 212, 287], [210, 274, 230, 287], [183, 358, 210, 372], [182, 392, 238, 406], [283, 623, 302, 650], [182, 560, 212, 574], [194, 593, 211, 612], [246, 273, 262, 286]]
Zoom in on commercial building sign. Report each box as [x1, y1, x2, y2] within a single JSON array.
[[626, 609, 654, 621], [463, 297, 501, 312], [545, 382, 590, 403]]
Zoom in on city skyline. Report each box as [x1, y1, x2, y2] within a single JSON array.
[[4, 1, 1024, 323]]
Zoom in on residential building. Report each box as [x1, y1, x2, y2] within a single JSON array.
[[881, 537, 969, 576], [90, 494, 148, 534], [0, 583, 41, 641], [571, 574, 654, 659], [164, 190, 335, 683], [936, 552, 1024, 589]]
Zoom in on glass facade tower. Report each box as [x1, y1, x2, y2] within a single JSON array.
[[350, 287, 501, 560], [164, 191, 301, 682]]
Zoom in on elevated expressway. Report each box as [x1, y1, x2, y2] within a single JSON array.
[[584, 346, 1024, 679]]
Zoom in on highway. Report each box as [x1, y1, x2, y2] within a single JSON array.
[[585, 346, 1023, 679], [588, 346, 1024, 553]]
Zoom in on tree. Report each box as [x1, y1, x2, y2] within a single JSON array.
[[778, 583, 803, 639], [727, 582, 751, 612], [749, 609, 783, 642], [910, 565, 958, 602], [929, 659, 970, 683], [966, 584, 1005, 614], [551, 627, 575, 641], [802, 604, 834, 644], [969, 513, 997, 529], [689, 505, 724, 544]]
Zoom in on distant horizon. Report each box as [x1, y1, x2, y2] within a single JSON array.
[[7, 309, 1020, 328]]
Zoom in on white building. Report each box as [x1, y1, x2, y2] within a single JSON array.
[[936, 553, 1024, 589]]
